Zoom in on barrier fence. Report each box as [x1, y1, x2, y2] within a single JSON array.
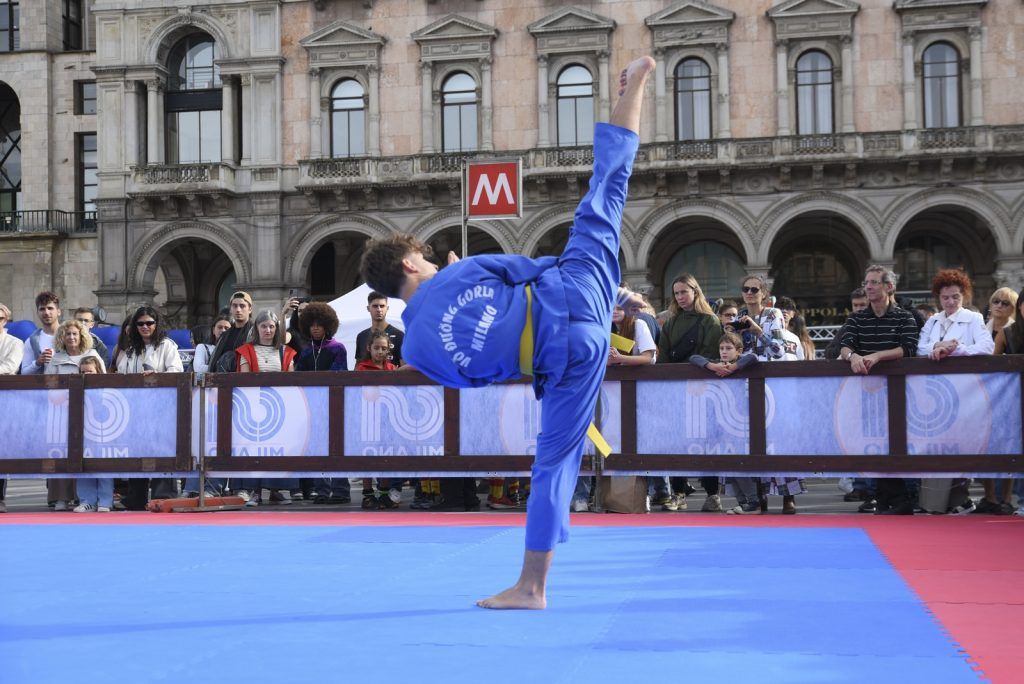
[[1, 356, 1021, 479]]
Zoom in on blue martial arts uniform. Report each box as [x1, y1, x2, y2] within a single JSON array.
[[401, 123, 639, 550]]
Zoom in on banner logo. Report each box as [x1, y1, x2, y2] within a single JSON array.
[[360, 387, 443, 442], [684, 381, 756, 439], [907, 376, 959, 438], [232, 387, 286, 441], [83, 389, 131, 443]]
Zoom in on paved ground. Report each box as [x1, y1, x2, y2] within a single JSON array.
[[0, 477, 997, 515]]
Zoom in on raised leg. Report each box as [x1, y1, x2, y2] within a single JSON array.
[[610, 56, 655, 134]]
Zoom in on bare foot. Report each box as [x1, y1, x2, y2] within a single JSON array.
[[618, 55, 656, 96], [476, 583, 547, 610]]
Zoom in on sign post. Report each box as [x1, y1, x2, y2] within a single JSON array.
[[461, 159, 523, 257]]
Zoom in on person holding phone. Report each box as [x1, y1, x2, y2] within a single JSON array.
[[21, 291, 62, 375]]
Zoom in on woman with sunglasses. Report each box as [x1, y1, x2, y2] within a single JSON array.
[[114, 307, 183, 374], [736, 275, 785, 361], [990, 288, 1019, 350], [990, 288, 1024, 515]]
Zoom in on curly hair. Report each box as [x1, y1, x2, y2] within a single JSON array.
[[931, 268, 973, 303], [299, 301, 339, 339], [54, 320, 93, 353], [359, 233, 433, 298]]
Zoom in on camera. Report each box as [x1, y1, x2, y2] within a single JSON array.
[[731, 318, 752, 330]]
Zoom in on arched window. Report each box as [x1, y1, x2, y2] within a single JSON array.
[[895, 234, 965, 292], [441, 72, 477, 153], [923, 42, 961, 129], [557, 65, 593, 146], [663, 241, 746, 301], [795, 50, 833, 135], [675, 58, 711, 141], [0, 82, 20, 213], [165, 34, 222, 164], [330, 79, 365, 158]]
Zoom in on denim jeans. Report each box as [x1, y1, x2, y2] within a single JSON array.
[[315, 477, 351, 498], [77, 478, 114, 508]]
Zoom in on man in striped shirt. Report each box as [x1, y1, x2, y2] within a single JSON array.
[[839, 265, 919, 514]]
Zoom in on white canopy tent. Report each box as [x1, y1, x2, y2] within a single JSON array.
[[325, 284, 406, 370]]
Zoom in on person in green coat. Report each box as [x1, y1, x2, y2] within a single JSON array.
[[655, 273, 723, 511]]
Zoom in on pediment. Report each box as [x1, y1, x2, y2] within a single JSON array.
[[767, 0, 861, 18], [645, 1, 735, 28], [894, 0, 987, 9], [528, 7, 616, 35], [412, 14, 498, 42], [300, 20, 385, 49]]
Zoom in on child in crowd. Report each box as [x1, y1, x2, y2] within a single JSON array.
[[355, 331, 402, 509], [74, 356, 115, 513]]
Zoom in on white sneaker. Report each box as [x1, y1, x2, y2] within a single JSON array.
[[571, 498, 589, 512], [73, 503, 95, 513], [245, 496, 259, 508], [234, 490, 251, 503], [97, 506, 111, 512], [53, 500, 68, 511]]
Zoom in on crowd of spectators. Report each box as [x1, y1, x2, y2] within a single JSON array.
[[0, 265, 1022, 517]]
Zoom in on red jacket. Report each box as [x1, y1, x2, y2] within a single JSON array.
[[235, 343, 297, 372], [355, 359, 396, 371]]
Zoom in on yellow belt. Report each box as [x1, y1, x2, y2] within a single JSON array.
[[519, 285, 627, 458]]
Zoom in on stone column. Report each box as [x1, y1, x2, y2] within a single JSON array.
[[994, 256, 1024, 292], [420, 61, 434, 153], [775, 40, 790, 136], [123, 81, 140, 168], [221, 77, 236, 163], [969, 27, 984, 126], [146, 78, 164, 164], [480, 57, 493, 151], [367, 65, 381, 156], [716, 43, 732, 139], [840, 36, 855, 133], [654, 49, 667, 142], [901, 32, 917, 130], [239, 74, 252, 165], [308, 68, 322, 158], [537, 55, 550, 147], [598, 50, 611, 123]]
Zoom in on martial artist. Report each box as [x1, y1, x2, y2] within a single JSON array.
[[359, 56, 654, 609]]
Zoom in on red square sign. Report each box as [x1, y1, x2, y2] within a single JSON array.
[[465, 161, 522, 219]]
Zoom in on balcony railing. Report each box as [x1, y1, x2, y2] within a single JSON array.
[[292, 125, 1018, 186], [130, 163, 236, 194], [0, 210, 97, 235]]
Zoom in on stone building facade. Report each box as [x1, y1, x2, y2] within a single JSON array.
[[3, 0, 1024, 328]]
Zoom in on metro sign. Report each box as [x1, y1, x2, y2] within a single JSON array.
[[464, 160, 523, 220]]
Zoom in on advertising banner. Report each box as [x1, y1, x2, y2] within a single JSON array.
[[344, 385, 444, 456], [229, 386, 329, 457], [766, 376, 888, 455], [637, 379, 749, 455], [906, 373, 1021, 455], [0, 389, 68, 459], [459, 382, 621, 456], [82, 388, 177, 458]]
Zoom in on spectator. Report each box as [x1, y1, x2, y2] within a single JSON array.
[[839, 265, 919, 515], [20, 291, 62, 375], [656, 274, 723, 511], [207, 291, 254, 373], [294, 302, 351, 505], [74, 356, 114, 512], [825, 288, 868, 360], [789, 314, 816, 360], [917, 268, 993, 361], [688, 332, 760, 514], [107, 315, 132, 373], [717, 299, 740, 330], [116, 307, 183, 508], [355, 330, 405, 509], [235, 310, 298, 507], [608, 304, 656, 367], [736, 275, 785, 361], [0, 301, 21, 513], [995, 287, 1024, 355], [355, 291, 404, 366], [282, 296, 310, 355], [0, 301, 21, 374], [191, 314, 231, 374], [73, 307, 109, 367], [988, 287, 1018, 344], [45, 320, 106, 511], [775, 296, 804, 360], [915, 303, 937, 322], [625, 291, 660, 345]]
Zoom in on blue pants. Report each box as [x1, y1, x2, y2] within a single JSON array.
[[525, 124, 636, 551], [76, 478, 114, 508]]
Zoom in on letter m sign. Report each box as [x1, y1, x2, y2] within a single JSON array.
[[464, 160, 522, 220]]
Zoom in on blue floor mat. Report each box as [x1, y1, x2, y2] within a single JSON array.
[[0, 525, 979, 684]]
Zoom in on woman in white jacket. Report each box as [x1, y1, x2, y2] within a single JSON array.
[[917, 269, 994, 360], [114, 306, 183, 373]]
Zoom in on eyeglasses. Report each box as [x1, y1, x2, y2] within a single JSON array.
[[862, 280, 884, 287], [991, 299, 1011, 307], [136, 320, 156, 328], [741, 286, 760, 294]]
